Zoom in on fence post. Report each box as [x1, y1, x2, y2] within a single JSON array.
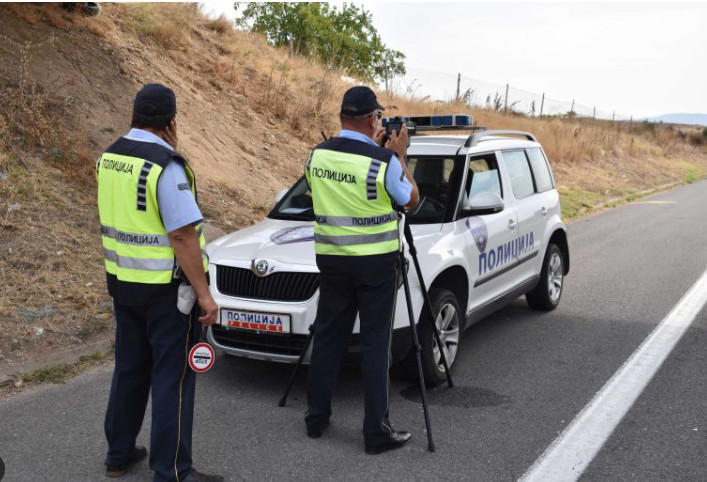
[[456, 73, 461, 102], [504, 83, 509, 113], [570, 99, 575, 115], [593, 106, 596, 119], [612, 111, 615, 122], [539, 93, 545, 117]]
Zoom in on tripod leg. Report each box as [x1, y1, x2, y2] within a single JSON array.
[[403, 221, 454, 388], [400, 255, 436, 452], [278, 324, 314, 407]]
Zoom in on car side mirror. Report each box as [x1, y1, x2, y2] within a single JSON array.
[[460, 191, 504, 217], [275, 189, 288, 204]]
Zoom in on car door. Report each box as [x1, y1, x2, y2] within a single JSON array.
[[461, 152, 520, 310], [498, 149, 545, 284]]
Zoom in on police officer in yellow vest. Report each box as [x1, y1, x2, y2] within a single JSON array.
[[96, 84, 222, 482], [304, 86, 420, 454]]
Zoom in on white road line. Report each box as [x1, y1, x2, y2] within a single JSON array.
[[633, 201, 678, 205], [520, 267, 707, 482]]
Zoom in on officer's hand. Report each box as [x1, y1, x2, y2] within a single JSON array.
[[197, 293, 218, 326], [386, 124, 408, 160], [373, 127, 387, 147], [163, 118, 178, 150]]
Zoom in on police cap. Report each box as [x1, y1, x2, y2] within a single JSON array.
[[133, 83, 177, 122], [341, 86, 385, 117]]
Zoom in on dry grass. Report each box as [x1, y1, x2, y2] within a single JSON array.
[[0, 151, 111, 363], [0, 38, 107, 364], [205, 14, 232, 34], [113, 3, 198, 50], [381, 96, 704, 165], [0, 47, 93, 180], [80, 3, 348, 143]]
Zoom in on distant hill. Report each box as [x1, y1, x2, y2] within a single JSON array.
[[644, 113, 707, 126]]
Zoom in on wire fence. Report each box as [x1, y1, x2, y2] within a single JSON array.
[[383, 67, 633, 122]]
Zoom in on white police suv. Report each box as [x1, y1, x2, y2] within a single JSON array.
[[206, 115, 569, 383]]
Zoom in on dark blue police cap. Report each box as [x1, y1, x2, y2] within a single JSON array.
[[133, 83, 177, 118], [341, 86, 385, 117]]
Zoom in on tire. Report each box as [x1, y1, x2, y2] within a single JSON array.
[[526, 243, 564, 311], [404, 288, 461, 385], [81, 3, 101, 17]]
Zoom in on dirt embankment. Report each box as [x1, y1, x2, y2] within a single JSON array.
[[0, 4, 334, 369], [0, 3, 705, 373]]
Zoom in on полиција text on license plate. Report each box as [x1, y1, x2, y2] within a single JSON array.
[[220, 308, 291, 334]]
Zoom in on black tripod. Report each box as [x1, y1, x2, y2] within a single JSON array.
[[278, 214, 454, 451], [394, 212, 454, 452]]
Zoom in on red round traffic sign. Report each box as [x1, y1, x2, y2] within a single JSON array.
[[188, 342, 215, 373]]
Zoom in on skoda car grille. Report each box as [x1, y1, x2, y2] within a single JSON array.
[[215, 265, 319, 302]]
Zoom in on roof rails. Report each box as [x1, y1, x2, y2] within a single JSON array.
[[464, 130, 537, 147]]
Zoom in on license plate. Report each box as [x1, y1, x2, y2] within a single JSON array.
[[220, 308, 291, 334]]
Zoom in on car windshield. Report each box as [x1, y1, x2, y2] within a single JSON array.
[[268, 156, 464, 224], [406, 156, 460, 224], [269, 177, 314, 221]]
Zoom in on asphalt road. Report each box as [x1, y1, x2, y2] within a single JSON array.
[[2, 181, 707, 482]]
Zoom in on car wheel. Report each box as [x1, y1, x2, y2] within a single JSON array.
[[526, 243, 564, 311], [405, 288, 461, 385]]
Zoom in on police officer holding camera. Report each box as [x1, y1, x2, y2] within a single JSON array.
[[304, 86, 420, 454]]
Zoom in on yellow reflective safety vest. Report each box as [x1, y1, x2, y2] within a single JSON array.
[[96, 137, 207, 285], [305, 137, 400, 256]]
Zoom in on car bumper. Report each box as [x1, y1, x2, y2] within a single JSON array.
[[208, 324, 414, 365]]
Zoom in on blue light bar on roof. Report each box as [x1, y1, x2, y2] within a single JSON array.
[[382, 114, 473, 129]]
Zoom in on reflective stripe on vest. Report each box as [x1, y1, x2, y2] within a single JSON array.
[[97, 147, 208, 284], [103, 248, 176, 271], [315, 211, 398, 227], [306, 144, 399, 256], [314, 229, 399, 246], [366, 159, 382, 200], [101, 225, 172, 247]]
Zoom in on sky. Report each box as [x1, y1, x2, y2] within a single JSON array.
[[201, 2, 707, 119]]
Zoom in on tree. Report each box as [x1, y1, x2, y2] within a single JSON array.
[[234, 2, 406, 82]]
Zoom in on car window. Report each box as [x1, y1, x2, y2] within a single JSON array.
[[503, 150, 535, 199], [466, 154, 503, 199], [526, 148, 554, 193], [407, 156, 456, 222], [269, 177, 314, 221]]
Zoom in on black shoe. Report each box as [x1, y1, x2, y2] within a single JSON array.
[[306, 420, 330, 439], [105, 445, 148, 478], [183, 468, 224, 482], [365, 431, 412, 455]]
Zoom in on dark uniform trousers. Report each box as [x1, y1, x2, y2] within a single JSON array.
[[306, 253, 399, 445], [104, 282, 198, 482]]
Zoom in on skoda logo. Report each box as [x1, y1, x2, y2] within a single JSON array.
[[252, 259, 270, 277]]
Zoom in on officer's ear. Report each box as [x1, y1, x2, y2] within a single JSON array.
[[368, 112, 378, 130]]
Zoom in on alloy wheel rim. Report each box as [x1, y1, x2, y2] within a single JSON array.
[[548, 252, 563, 303], [432, 302, 460, 371]]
